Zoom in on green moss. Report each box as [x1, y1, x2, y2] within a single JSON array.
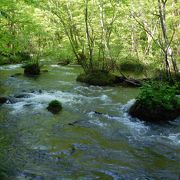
[[77, 70, 116, 86], [47, 100, 62, 114]]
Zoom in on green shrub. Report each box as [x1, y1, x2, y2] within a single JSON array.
[[0, 56, 9, 65], [137, 81, 179, 110], [120, 62, 144, 72], [48, 100, 62, 107], [174, 82, 180, 95]]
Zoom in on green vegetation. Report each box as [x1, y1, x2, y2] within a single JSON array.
[[129, 81, 180, 122], [47, 100, 62, 114], [137, 82, 179, 110], [77, 70, 116, 86], [0, 0, 179, 81]]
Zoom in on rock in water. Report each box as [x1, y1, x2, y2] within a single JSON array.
[[129, 100, 180, 122], [0, 97, 7, 104], [23, 63, 40, 76], [47, 100, 62, 114]]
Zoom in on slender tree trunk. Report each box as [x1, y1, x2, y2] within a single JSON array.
[[158, 0, 172, 81], [85, 0, 93, 71]]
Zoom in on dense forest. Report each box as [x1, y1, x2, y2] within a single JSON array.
[[0, 0, 180, 179], [0, 0, 179, 76]]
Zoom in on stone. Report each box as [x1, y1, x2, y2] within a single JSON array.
[[129, 100, 180, 122], [0, 97, 7, 104], [47, 100, 62, 114], [23, 63, 40, 76]]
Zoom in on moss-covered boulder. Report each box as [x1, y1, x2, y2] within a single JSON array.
[[47, 100, 62, 114], [23, 63, 40, 76], [77, 70, 116, 86], [129, 82, 180, 122], [0, 97, 7, 104], [129, 100, 180, 122]]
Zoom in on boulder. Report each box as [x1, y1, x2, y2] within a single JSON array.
[[129, 100, 180, 122], [0, 97, 7, 104], [23, 63, 40, 76], [47, 100, 62, 114]]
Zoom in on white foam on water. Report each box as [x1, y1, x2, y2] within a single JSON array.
[[153, 133, 180, 145], [167, 133, 180, 145], [58, 80, 72, 85], [64, 72, 76, 75], [7, 90, 92, 114], [117, 99, 149, 136], [51, 64, 60, 68], [120, 99, 180, 146], [99, 94, 111, 103], [0, 64, 22, 70], [119, 114, 149, 136], [89, 119, 107, 127], [121, 99, 136, 112]]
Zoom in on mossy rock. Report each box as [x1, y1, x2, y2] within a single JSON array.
[[23, 63, 40, 76], [129, 100, 180, 122], [47, 100, 62, 114], [77, 70, 116, 86]]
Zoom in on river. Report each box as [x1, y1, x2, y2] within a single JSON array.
[[0, 63, 179, 179]]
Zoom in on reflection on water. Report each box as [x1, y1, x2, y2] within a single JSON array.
[[0, 64, 180, 179]]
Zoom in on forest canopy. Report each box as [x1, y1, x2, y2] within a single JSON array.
[[0, 0, 179, 79]]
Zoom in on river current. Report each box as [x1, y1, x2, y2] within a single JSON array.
[[0, 63, 179, 179]]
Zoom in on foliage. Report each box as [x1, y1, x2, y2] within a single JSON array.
[[48, 100, 62, 108], [0, 0, 179, 78], [119, 62, 144, 73], [174, 82, 180, 95], [137, 81, 179, 110]]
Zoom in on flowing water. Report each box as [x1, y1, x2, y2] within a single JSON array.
[[0, 63, 180, 180]]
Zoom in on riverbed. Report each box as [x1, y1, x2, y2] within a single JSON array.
[[0, 63, 180, 179]]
